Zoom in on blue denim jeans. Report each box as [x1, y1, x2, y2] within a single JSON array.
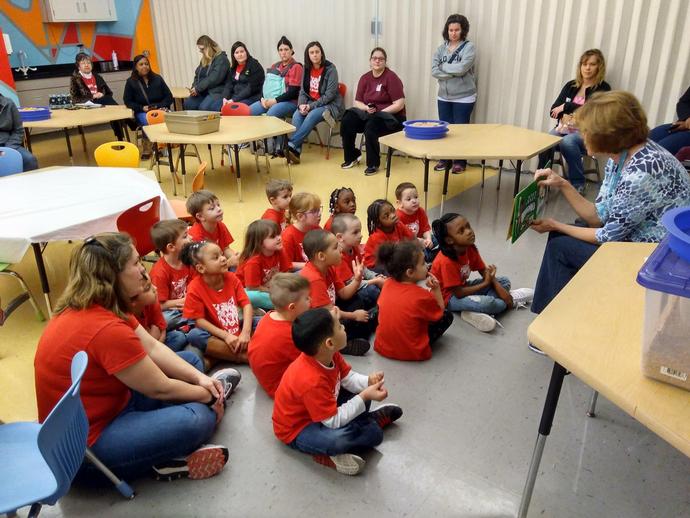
[[164, 329, 188, 352], [649, 123, 690, 156], [135, 112, 148, 126], [447, 276, 511, 314], [249, 100, 297, 118], [437, 100, 475, 167], [81, 351, 216, 481], [183, 93, 223, 111], [288, 106, 328, 152], [539, 129, 587, 188], [8, 145, 38, 171]]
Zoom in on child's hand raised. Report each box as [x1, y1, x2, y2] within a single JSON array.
[[351, 257, 364, 281], [368, 371, 384, 385], [360, 380, 388, 402]]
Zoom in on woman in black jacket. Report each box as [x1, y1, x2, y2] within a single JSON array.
[[211, 41, 264, 110], [538, 49, 611, 193], [184, 35, 230, 111], [123, 54, 173, 126]]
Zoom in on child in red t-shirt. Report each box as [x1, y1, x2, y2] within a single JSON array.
[[186, 190, 240, 268], [374, 241, 453, 361], [430, 213, 534, 333], [248, 273, 311, 398], [282, 192, 322, 269], [131, 280, 189, 352], [300, 229, 376, 356], [394, 182, 438, 262], [323, 186, 356, 232], [181, 241, 254, 367], [363, 199, 414, 271], [261, 178, 293, 231], [272, 307, 402, 475], [237, 219, 293, 310]]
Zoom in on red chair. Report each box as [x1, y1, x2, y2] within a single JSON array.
[[116, 196, 160, 257], [221, 102, 252, 116], [309, 83, 347, 159]]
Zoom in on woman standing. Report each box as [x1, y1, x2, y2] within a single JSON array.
[[340, 47, 406, 176], [431, 14, 476, 174], [538, 49, 611, 193], [184, 35, 230, 111], [213, 41, 264, 109], [123, 54, 174, 127], [286, 41, 344, 164]]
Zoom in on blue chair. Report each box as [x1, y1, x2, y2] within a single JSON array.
[[0, 147, 23, 177]]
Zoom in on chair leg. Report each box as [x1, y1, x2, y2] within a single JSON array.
[[85, 448, 135, 499], [208, 144, 215, 169], [27, 503, 42, 518], [586, 389, 599, 418], [0, 270, 45, 321], [326, 127, 333, 160], [191, 145, 202, 165]]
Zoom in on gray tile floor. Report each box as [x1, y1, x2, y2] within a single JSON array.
[[39, 168, 690, 518]]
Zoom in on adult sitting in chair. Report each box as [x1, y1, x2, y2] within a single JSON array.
[[184, 35, 231, 112], [340, 47, 405, 176], [538, 49, 611, 194], [528, 91, 690, 352], [211, 41, 264, 111], [34, 232, 238, 482], [649, 85, 690, 155], [0, 94, 38, 171]]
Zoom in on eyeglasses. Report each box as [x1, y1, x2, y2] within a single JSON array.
[[304, 208, 322, 216], [370, 56, 386, 61]]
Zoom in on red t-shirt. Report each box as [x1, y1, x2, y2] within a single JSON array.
[[136, 300, 167, 332], [248, 312, 299, 398], [396, 208, 431, 238], [35, 306, 146, 446], [355, 68, 406, 116], [363, 222, 414, 269], [374, 279, 444, 361], [300, 262, 345, 307], [183, 272, 250, 335], [234, 63, 246, 81], [323, 215, 334, 232], [262, 208, 287, 231], [81, 74, 98, 96], [431, 246, 487, 304], [189, 221, 234, 251], [236, 251, 292, 287], [273, 59, 303, 88], [309, 67, 323, 101], [282, 224, 312, 263], [272, 352, 351, 443], [334, 245, 364, 284], [149, 258, 196, 302]]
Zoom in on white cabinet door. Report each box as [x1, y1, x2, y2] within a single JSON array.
[[41, 0, 117, 22], [80, 0, 117, 21]]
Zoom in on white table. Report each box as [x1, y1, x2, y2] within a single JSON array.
[[0, 166, 175, 313]]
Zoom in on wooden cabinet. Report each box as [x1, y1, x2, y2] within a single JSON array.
[[40, 0, 117, 22]]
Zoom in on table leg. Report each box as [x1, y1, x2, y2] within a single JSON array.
[[264, 138, 271, 172], [78, 125, 88, 162], [481, 160, 486, 188], [384, 147, 394, 200], [63, 128, 74, 165], [252, 141, 260, 172], [24, 128, 33, 153], [32, 243, 52, 317], [208, 144, 215, 170], [122, 122, 130, 142], [513, 160, 523, 197], [423, 158, 429, 211], [233, 144, 242, 201], [283, 135, 291, 183], [179, 144, 188, 198], [518, 362, 568, 518], [167, 144, 178, 196], [497, 160, 504, 190], [152, 144, 161, 182], [586, 389, 599, 418], [440, 161, 451, 215]]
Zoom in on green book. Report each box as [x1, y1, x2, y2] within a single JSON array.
[[507, 179, 547, 243]]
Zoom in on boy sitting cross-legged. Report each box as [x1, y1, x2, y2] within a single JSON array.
[[272, 307, 403, 475]]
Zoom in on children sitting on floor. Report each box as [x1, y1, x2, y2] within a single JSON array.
[[272, 307, 403, 476], [374, 241, 453, 361], [248, 273, 311, 398], [363, 198, 415, 271], [181, 241, 254, 367], [262, 178, 293, 231], [394, 182, 437, 262], [282, 192, 322, 269], [186, 189, 240, 268], [236, 219, 293, 310], [431, 213, 534, 333], [131, 278, 189, 352], [323, 186, 356, 232], [300, 229, 376, 356]]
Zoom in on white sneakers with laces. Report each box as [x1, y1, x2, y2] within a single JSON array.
[[510, 288, 535, 308]]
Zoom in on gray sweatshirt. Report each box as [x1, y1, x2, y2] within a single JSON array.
[[431, 40, 477, 101], [298, 61, 345, 120], [0, 95, 23, 149]]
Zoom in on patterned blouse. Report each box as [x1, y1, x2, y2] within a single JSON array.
[[595, 140, 690, 243]]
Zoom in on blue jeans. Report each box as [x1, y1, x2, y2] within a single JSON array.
[[531, 231, 599, 314], [164, 329, 188, 352], [135, 112, 148, 126], [447, 276, 511, 314], [12, 145, 38, 171], [437, 100, 475, 167], [649, 123, 690, 156], [249, 100, 297, 118], [81, 351, 216, 481], [357, 282, 381, 308], [184, 93, 223, 111], [539, 129, 587, 188], [288, 106, 328, 153], [187, 317, 263, 351]]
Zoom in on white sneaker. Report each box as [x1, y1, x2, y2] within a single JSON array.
[[313, 453, 365, 475], [510, 288, 534, 308], [460, 311, 497, 332]]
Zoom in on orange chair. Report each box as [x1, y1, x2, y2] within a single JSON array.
[[309, 82, 347, 159], [94, 141, 140, 168], [116, 196, 160, 257], [168, 161, 207, 222]]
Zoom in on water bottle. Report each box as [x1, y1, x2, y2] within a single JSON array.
[[111, 50, 119, 71]]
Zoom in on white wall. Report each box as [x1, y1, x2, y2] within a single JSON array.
[[152, 0, 690, 131]]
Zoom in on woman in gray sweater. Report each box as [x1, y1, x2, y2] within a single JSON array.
[[431, 14, 476, 173]]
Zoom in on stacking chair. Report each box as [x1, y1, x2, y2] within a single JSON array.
[[308, 82, 347, 159], [0, 147, 23, 176], [94, 141, 140, 168], [168, 161, 208, 222], [116, 196, 161, 258]]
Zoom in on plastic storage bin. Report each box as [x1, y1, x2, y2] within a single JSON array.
[[636, 236, 690, 391], [165, 111, 220, 135]]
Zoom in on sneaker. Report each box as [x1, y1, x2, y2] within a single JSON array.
[[312, 453, 365, 475], [528, 342, 547, 356], [211, 367, 241, 401], [340, 155, 362, 169], [287, 146, 301, 164], [434, 160, 449, 171], [510, 288, 535, 308], [364, 166, 379, 176], [152, 444, 228, 481], [369, 404, 403, 428], [451, 162, 465, 174], [460, 311, 497, 332], [341, 338, 370, 356]]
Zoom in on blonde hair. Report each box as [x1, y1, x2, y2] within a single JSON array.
[[288, 192, 321, 223], [269, 273, 310, 309], [575, 90, 649, 154], [54, 233, 136, 319], [197, 35, 221, 67], [266, 178, 293, 200], [575, 49, 606, 88]]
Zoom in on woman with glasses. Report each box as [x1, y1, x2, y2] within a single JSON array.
[[184, 35, 231, 111], [340, 47, 406, 176]]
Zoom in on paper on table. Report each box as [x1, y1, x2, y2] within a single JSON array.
[[75, 101, 103, 108]]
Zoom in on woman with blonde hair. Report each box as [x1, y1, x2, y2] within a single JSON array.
[[538, 49, 611, 193], [184, 35, 231, 111]]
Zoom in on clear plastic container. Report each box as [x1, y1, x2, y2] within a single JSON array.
[[165, 110, 220, 135], [637, 236, 690, 391]]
